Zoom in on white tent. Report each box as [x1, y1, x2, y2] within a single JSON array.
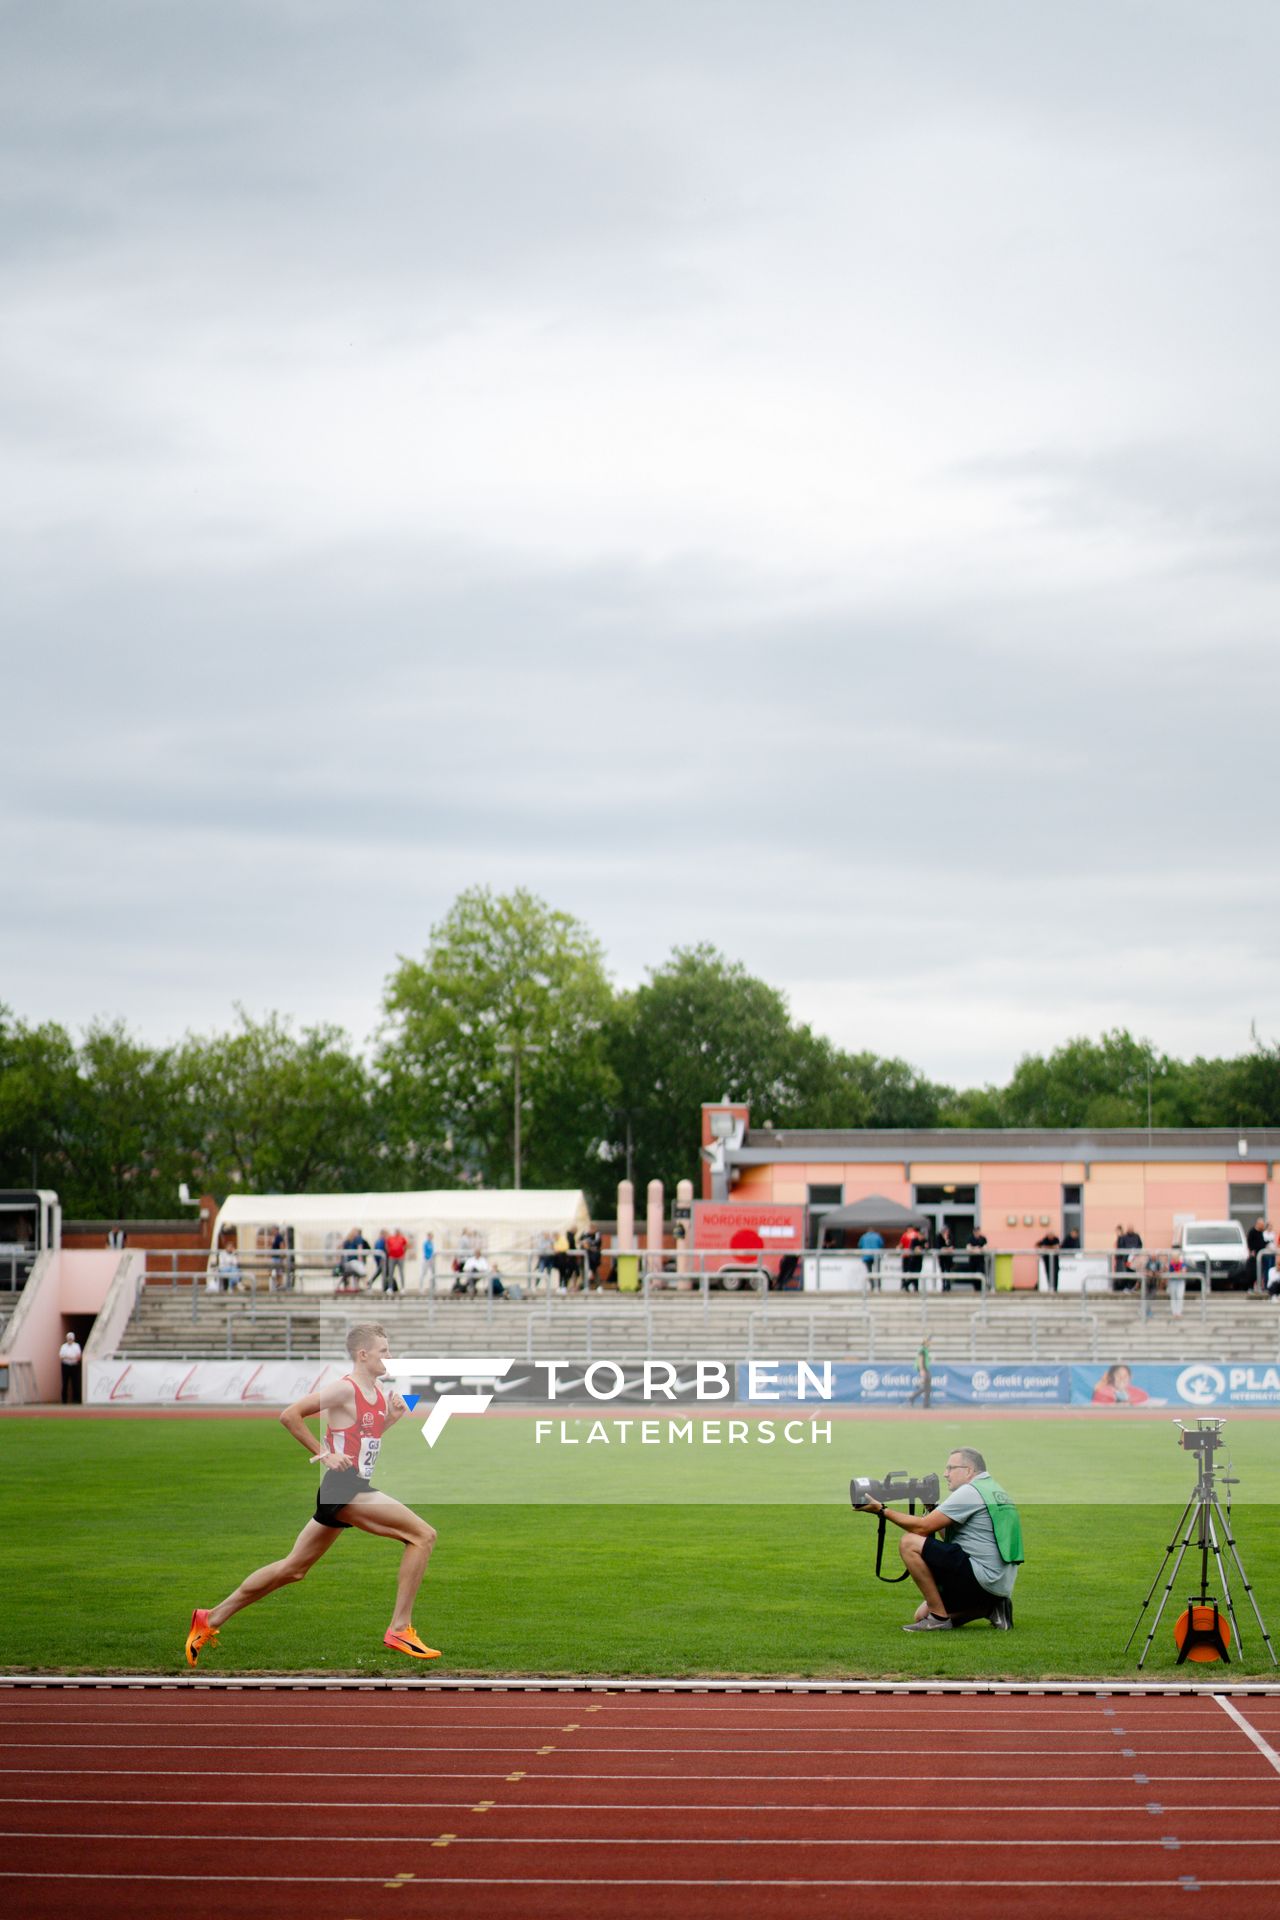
[[211, 1188, 591, 1266], [213, 1182, 591, 1274]]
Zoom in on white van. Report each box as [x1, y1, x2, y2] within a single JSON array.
[[1176, 1221, 1251, 1292]]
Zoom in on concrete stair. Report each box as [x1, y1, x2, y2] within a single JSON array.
[[115, 1285, 1280, 1367]]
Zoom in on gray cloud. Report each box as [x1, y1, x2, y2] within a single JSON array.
[[3, 2, 1278, 1086]]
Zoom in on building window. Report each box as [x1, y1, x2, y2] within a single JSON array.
[[1228, 1183, 1266, 1236], [912, 1185, 979, 1246], [807, 1184, 843, 1248], [1062, 1184, 1083, 1246]]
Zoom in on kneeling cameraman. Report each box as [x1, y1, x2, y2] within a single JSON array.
[[858, 1446, 1022, 1632]]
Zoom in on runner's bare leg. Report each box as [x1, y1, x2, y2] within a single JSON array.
[[206, 1519, 342, 1628], [342, 1491, 438, 1633]]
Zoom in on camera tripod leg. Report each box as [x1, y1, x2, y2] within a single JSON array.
[[1205, 1504, 1243, 1658], [1125, 1494, 1196, 1657], [1212, 1494, 1278, 1669], [1135, 1524, 1199, 1669]]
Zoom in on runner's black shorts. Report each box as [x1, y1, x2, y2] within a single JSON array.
[[315, 1466, 374, 1530], [921, 1537, 1001, 1616]]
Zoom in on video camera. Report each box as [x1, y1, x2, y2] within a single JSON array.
[[850, 1470, 941, 1583], [1175, 1418, 1224, 1457], [850, 1470, 940, 1510]]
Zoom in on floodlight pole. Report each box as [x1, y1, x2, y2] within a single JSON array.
[[497, 1039, 543, 1190]]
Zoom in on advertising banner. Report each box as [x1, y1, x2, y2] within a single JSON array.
[[735, 1362, 1071, 1406], [87, 1358, 345, 1405], [693, 1201, 804, 1279], [1074, 1362, 1280, 1409]]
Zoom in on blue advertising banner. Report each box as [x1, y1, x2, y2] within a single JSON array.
[[735, 1362, 1071, 1406], [1073, 1362, 1280, 1409]]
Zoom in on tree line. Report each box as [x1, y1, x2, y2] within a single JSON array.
[[3, 887, 1277, 1219]]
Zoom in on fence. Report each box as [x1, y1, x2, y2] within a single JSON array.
[[140, 1241, 1255, 1306]]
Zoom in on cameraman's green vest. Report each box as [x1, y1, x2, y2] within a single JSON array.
[[975, 1474, 1024, 1565]]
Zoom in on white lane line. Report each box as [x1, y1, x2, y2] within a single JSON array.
[[1, 1740, 1244, 1755], [1215, 1695, 1280, 1776], [0, 1712, 1228, 1728], [3, 1869, 1280, 1888], [1, 1765, 1270, 1783], [6, 1674, 1280, 1694], [6, 1829, 1280, 1848], [11, 1796, 1277, 1814]]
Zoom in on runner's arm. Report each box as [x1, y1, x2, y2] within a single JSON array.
[[280, 1380, 350, 1466]]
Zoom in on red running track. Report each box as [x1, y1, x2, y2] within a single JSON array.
[[3, 1686, 1280, 1920]]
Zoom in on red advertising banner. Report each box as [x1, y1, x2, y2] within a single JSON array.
[[692, 1201, 805, 1277]]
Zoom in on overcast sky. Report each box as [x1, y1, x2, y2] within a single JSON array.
[[4, 1, 1277, 1089]]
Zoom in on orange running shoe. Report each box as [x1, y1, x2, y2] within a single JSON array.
[[384, 1626, 441, 1660], [185, 1607, 220, 1667]]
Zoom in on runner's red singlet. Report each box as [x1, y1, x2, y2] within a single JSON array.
[[325, 1375, 390, 1480]]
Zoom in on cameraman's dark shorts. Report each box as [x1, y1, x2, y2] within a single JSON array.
[[922, 1537, 998, 1616], [315, 1467, 374, 1530]]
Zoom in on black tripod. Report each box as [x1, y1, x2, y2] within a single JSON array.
[[1126, 1420, 1277, 1671]]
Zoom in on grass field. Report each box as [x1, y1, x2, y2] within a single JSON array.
[[3, 1412, 1278, 1680]]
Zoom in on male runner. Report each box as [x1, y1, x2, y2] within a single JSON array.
[[185, 1322, 440, 1664]]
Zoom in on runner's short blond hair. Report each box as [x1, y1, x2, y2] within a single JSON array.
[[345, 1322, 388, 1361]]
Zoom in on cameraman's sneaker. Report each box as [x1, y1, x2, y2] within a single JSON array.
[[902, 1613, 953, 1631], [988, 1599, 1014, 1631]]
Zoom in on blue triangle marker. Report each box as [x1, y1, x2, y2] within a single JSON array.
[[401, 1394, 420, 1411]]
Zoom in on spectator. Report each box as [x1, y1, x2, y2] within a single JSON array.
[[1246, 1218, 1268, 1294], [858, 1227, 884, 1290], [776, 1252, 802, 1291], [463, 1251, 492, 1295], [341, 1227, 370, 1288], [900, 1225, 925, 1292], [533, 1230, 554, 1285], [1062, 1228, 1081, 1251], [1149, 1251, 1187, 1319], [59, 1331, 82, 1405], [1114, 1223, 1143, 1292], [1036, 1228, 1062, 1293], [385, 1228, 408, 1293], [936, 1224, 955, 1292], [269, 1225, 288, 1292], [1261, 1223, 1276, 1296], [582, 1229, 603, 1291], [421, 1232, 436, 1288], [106, 1225, 127, 1250], [965, 1228, 989, 1287], [218, 1244, 243, 1291]]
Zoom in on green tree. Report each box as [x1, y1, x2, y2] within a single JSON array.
[[0, 1008, 82, 1201], [61, 1022, 187, 1217], [379, 888, 617, 1193], [981, 1029, 1192, 1129], [175, 1010, 381, 1196]]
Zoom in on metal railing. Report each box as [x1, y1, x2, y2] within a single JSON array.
[[127, 1239, 1266, 1334], [967, 1307, 1101, 1362]]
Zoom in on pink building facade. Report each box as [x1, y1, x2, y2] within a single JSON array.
[[700, 1105, 1279, 1256]]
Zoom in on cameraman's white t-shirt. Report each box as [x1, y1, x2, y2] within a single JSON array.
[[938, 1476, 1018, 1599]]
